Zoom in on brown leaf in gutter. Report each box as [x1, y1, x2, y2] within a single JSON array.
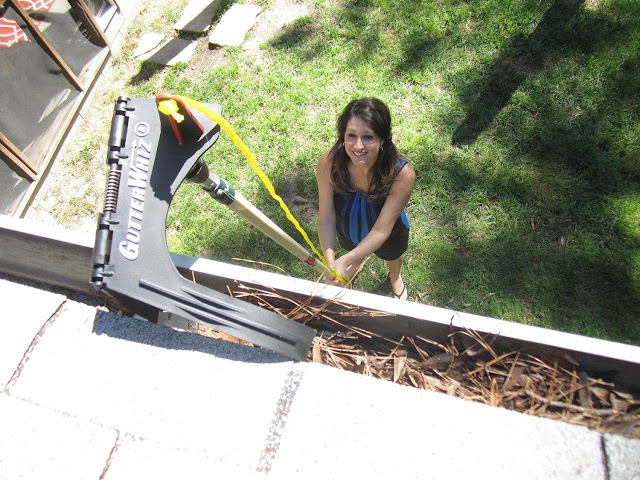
[[502, 365, 525, 393], [312, 339, 322, 363], [393, 350, 407, 383], [578, 371, 593, 409]]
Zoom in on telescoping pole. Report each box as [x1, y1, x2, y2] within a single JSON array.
[[187, 158, 329, 277]]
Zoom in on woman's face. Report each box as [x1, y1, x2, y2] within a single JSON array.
[[343, 116, 384, 169]]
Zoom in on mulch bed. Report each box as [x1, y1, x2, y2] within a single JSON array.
[[193, 284, 640, 439]]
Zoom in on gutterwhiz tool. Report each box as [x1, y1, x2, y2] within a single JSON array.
[[91, 96, 316, 361]]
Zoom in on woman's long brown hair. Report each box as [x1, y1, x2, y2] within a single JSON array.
[[329, 98, 403, 198]]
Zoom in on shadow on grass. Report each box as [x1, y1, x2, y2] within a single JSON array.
[[453, 0, 587, 146], [424, 154, 640, 342], [268, 0, 444, 70], [129, 60, 165, 86], [433, 0, 640, 342]]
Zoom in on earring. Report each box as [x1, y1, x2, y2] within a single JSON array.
[[379, 145, 384, 151]]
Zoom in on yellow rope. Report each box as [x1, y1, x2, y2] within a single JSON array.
[[158, 96, 345, 285]]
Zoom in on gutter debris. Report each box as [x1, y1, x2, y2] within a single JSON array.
[[192, 284, 640, 439]]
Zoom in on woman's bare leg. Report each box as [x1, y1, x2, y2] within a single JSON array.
[[385, 255, 407, 300]]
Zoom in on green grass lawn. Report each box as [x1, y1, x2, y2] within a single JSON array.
[[119, 0, 639, 344]]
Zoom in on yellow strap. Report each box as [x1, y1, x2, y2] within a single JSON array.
[[158, 96, 345, 285]]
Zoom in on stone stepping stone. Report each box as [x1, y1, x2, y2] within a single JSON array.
[[209, 4, 262, 47], [134, 33, 197, 66], [174, 0, 223, 34], [133, 32, 165, 58]]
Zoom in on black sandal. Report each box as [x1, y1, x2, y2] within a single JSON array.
[[386, 273, 408, 301], [392, 284, 407, 300]]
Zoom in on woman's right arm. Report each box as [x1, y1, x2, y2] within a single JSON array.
[[316, 149, 337, 270]]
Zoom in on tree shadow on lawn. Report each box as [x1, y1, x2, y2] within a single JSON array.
[[436, 0, 640, 343], [267, 0, 443, 73], [452, 0, 589, 146], [426, 152, 640, 343]]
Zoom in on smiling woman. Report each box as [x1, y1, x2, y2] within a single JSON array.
[[316, 98, 416, 300]]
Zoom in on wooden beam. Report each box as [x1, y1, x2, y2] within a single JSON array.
[[68, 0, 110, 48], [0, 132, 37, 181], [8, 0, 84, 91]]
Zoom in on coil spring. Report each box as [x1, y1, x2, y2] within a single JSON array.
[[103, 167, 121, 213]]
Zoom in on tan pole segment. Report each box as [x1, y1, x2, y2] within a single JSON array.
[[230, 192, 328, 276], [201, 171, 328, 277]]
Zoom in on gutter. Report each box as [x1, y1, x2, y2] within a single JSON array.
[[2, 213, 639, 390]]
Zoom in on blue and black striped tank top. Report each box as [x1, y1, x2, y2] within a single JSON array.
[[333, 159, 410, 246]]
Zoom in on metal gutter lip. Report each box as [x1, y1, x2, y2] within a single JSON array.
[[175, 254, 640, 367]]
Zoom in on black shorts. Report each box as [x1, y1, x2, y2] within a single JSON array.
[[337, 225, 409, 261]]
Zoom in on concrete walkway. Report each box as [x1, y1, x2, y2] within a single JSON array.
[[1, 273, 639, 479]]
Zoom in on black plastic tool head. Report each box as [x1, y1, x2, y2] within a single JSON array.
[[91, 96, 316, 361]]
